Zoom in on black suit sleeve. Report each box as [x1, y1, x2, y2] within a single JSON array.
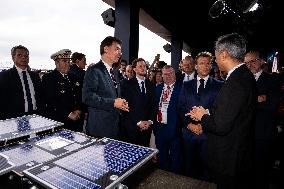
[[201, 81, 250, 136]]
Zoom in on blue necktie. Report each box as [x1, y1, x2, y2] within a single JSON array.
[[22, 71, 33, 112]]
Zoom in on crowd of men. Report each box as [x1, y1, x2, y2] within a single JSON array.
[[0, 33, 283, 189]]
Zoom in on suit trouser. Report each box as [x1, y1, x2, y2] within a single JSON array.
[[183, 130, 209, 180], [155, 135, 182, 174], [255, 139, 273, 189]]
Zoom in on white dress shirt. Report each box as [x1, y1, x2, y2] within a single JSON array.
[[15, 66, 36, 112]]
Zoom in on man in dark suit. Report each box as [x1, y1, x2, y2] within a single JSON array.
[[245, 51, 281, 189], [69, 52, 86, 84], [0, 45, 42, 120], [176, 55, 197, 83], [178, 52, 223, 180], [42, 49, 84, 132], [188, 33, 257, 189], [82, 36, 129, 139], [121, 58, 155, 146], [153, 65, 183, 174]]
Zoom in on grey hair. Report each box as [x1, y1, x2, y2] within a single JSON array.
[[215, 33, 246, 62], [11, 45, 29, 56]]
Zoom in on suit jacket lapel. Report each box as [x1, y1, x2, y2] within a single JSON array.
[[133, 77, 142, 94], [203, 77, 212, 94], [98, 61, 117, 97]]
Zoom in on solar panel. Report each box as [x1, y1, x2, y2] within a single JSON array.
[[0, 115, 63, 142], [0, 130, 95, 173], [24, 138, 158, 189]]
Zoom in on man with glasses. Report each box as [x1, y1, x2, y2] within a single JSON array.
[[245, 51, 281, 189]]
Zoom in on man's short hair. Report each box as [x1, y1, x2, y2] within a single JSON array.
[[71, 52, 85, 63], [11, 45, 29, 56], [100, 36, 122, 55], [195, 51, 213, 63], [132, 58, 146, 68], [120, 59, 128, 65]]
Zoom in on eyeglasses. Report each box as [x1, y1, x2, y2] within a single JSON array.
[[245, 58, 260, 65]]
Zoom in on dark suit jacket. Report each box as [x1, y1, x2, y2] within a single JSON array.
[[41, 70, 83, 125], [255, 71, 281, 140], [178, 77, 223, 137], [201, 64, 257, 177], [0, 67, 42, 119], [153, 82, 183, 140], [82, 61, 121, 139], [69, 64, 85, 84], [121, 77, 155, 145]]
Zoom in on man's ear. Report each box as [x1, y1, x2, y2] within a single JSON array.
[[104, 46, 109, 54]]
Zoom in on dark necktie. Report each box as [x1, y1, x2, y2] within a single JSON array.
[[198, 78, 205, 95], [141, 81, 146, 99], [141, 81, 145, 94], [22, 71, 33, 112], [110, 68, 117, 88]]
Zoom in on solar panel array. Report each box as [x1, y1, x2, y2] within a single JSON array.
[[24, 138, 157, 189]]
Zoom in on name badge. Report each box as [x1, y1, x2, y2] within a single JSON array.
[[160, 102, 169, 124]]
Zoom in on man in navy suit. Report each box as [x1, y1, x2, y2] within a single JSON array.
[[0, 45, 42, 120], [178, 51, 223, 180], [82, 36, 129, 139], [153, 65, 183, 174], [245, 51, 281, 189], [189, 33, 257, 189], [121, 58, 155, 146]]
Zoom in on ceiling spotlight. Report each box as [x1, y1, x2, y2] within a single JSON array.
[[243, 0, 261, 13], [163, 43, 171, 53], [209, 0, 240, 19]]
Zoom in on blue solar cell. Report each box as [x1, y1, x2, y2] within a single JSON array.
[[37, 166, 101, 189]]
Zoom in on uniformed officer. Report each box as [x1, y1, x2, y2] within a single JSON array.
[[42, 49, 84, 132]]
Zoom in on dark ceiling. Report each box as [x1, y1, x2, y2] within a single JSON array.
[[103, 0, 282, 58], [139, 0, 282, 57]]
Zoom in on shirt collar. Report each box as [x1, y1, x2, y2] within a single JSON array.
[[102, 59, 112, 74], [197, 75, 209, 83], [254, 70, 263, 81], [15, 65, 28, 74], [164, 82, 175, 89], [136, 76, 145, 83], [226, 63, 244, 80]]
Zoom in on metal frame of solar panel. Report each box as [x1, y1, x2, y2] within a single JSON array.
[[23, 138, 158, 189], [0, 130, 95, 174], [0, 115, 64, 145]]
